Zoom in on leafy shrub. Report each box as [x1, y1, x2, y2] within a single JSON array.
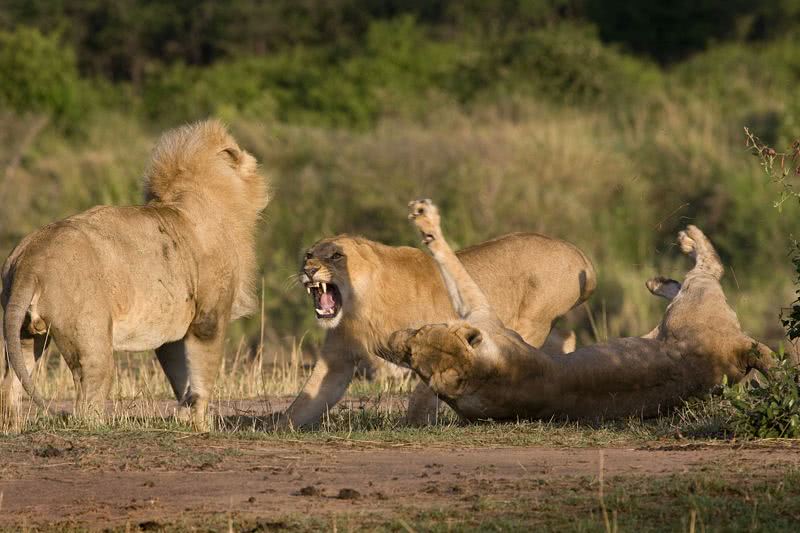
[[783, 245, 800, 341], [723, 351, 800, 438], [716, 131, 800, 440], [142, 16, 462, 127], [456, 24, 662, 107], [672, 37, 800, 142], [0, 27, 81, 121]]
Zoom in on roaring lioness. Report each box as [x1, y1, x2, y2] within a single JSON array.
[[1, 120, 269, 428], [280, 229, 597, 428], [386, 200, 773, 421]]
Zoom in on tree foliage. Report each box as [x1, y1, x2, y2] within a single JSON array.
[[0, 27, 80, 119]]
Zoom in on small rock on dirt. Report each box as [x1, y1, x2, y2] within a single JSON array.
[[336, 488, 361, 500], [297, 486, 322, 497], [34, 444, 63, 458]]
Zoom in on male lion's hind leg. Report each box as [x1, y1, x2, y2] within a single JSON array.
[[61, 334, 114, 424], [678, 225, 723, 279]]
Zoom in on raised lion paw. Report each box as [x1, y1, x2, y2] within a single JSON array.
[[407, 198, 441, 245], [678, 228, 697, 258]]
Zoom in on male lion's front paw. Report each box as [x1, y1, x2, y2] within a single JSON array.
[[407, 199, 441, 245]]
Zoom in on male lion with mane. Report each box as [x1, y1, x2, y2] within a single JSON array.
[[280, 225, 597, 428], [1, 120, 269, 429], [386, 199, 774, 421]]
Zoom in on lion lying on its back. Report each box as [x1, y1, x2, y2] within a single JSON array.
[[1, 120, 269, 429], [386, 200, 774, 421], [280, 230, 597, 428]]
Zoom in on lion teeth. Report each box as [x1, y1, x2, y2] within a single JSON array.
[[322, 282, 327, 293], [316, 308, 325, 314], [306, 287, 311, 294]]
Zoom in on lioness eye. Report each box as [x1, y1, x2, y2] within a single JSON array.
[[331, 252, 343, 260], [304, 252, 312, 260]]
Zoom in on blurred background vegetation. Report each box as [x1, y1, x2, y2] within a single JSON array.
[[1, 0, 798, 357]]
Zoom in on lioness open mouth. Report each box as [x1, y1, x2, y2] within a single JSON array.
[[305, 281, 342, 320]]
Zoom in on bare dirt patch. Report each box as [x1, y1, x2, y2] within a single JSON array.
[[2, 432, 799, 530]]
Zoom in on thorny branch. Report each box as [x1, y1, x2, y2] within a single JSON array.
[[744, 126, 800, 210]]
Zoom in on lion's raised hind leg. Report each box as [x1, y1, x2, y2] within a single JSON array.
[[679, 225, 723, 280]]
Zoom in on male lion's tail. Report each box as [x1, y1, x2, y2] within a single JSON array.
[[3, 275, 47, 410]]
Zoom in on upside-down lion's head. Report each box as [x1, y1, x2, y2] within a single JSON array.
[[386, 322, 486, 398]]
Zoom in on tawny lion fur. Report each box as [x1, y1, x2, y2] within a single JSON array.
[[1, 120, 269, 429], [386, 200, 774, 421], [281, 231, 596, 428]]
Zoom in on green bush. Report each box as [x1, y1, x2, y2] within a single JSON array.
[[142, 16, 463, 127], [783, 245, 800, 341], [456, 24, 662, 107], [0, 27, 81, 121], [723, 351, 800, 438]]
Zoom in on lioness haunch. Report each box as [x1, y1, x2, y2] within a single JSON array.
[[385, 200, 774, 421]]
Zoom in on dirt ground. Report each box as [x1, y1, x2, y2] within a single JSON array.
[[2, 430, 800, 531]]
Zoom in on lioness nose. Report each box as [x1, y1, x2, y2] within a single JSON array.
[[304, 265, 319, 278]]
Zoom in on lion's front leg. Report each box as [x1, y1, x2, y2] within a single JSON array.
[[180, 309, 229, 431], [407, 199, 501, 327], [155, 341, 191, 401], [279, 349, 356, 430], [404, 381, 442, 426], [182, 337, 225, 431], [155, 340, 193, 422]]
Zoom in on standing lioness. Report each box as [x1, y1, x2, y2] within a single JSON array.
[[1, 120, 269, 429], [281, 230, 596, 428]]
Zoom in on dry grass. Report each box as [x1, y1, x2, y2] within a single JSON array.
[[1, 333, 421, 434]]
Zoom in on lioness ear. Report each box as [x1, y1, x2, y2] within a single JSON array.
[[387, 329, 415, 365], [219, 147, 241, 166], [463, 327, 483, 348]]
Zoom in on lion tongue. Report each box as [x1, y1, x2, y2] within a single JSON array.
[[319, 291, 336, 311]]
